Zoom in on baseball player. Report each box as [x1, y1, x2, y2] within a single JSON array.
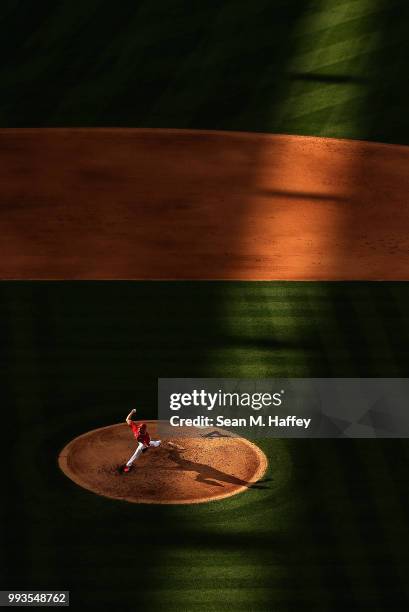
[[121, 409, 161, 473]]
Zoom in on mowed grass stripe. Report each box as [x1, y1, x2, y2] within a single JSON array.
[[275, 2, 408, 140], [319, 285, 409, 605], [1, 1, 408, 144], [292, 0, 389, 35], [291, 286, 402, 607]]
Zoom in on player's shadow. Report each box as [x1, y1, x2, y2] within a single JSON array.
[[167, 448, 270, 490]]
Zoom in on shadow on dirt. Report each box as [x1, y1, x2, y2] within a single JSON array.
[[167, 447, 269, 490]]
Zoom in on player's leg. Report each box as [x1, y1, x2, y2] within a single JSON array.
[[149, 439, 161, 448], [126, 442, 144, 467]]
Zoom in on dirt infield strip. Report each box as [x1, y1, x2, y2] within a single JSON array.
[[58, 421, 268, 504], [1, 128, 409, 280]]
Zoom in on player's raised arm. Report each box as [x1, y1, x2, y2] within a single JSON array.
[[125, 409, 136, 425]]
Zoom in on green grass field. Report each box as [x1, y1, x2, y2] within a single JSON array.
[[2, 282, 409, 609], [1, 0, 409, 143]]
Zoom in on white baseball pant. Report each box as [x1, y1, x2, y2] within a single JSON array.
[[126, 440, 161, 467]]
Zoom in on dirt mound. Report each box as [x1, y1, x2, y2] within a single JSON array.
[[58, 421, 267, 504]]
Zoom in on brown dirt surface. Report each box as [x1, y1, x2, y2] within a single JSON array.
[[1, 128, 409, 280], [58, 421, 268, 504]]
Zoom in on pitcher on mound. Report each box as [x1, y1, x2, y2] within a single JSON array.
[[121, 409, 161, 473]]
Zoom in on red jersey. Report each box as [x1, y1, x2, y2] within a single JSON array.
[[129, 421, 150, 446]]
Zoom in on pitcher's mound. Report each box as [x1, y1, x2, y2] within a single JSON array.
[[58, 421, 267, 504]]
